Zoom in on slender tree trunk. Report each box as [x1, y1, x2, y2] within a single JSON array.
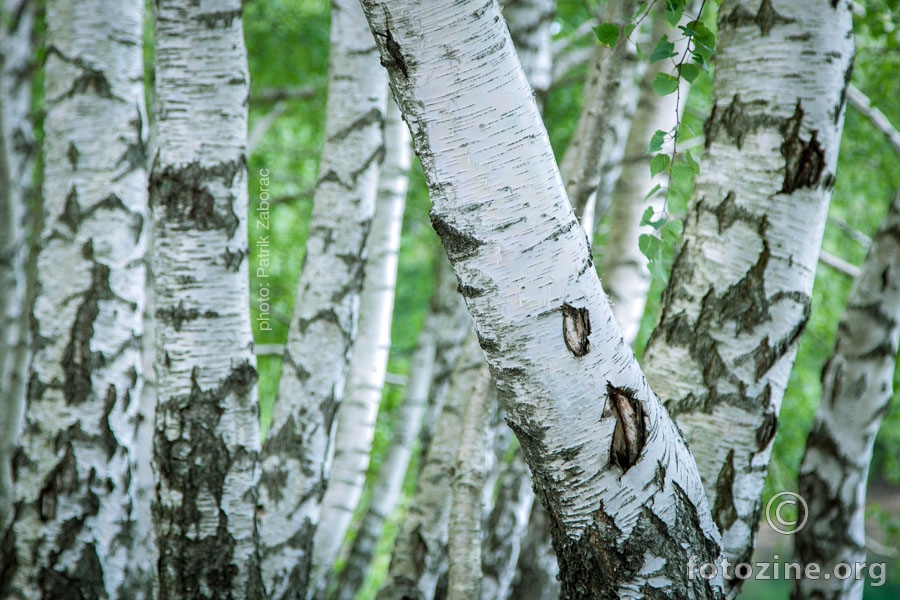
[[360, 2, 724, 598], [558, 0, 643, 222], [310, 96, 411, 599], [377, 331, 486, 600], [0, 0, 36, 534], [501, 0, 554, 106], [3, 0, 149, 596], [331, 254, 470, 600], [602, 6, 688, 344], [641, 0, 854, 592], [791, 191, 900, 600], [447, 366, 494, 600], [150, 1, 261, 598], [256, 1, 388, 597]]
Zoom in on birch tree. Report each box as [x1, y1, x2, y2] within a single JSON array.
[[256, 1, 388, 596], [0, 0, 35, 533], [309, 96, 411, 599], [150, 1, 261, 597], [791, 191, 900, 600], [359, 1, 724, 597], [640, 0, 854, 592], [2, 0, 149, 596]]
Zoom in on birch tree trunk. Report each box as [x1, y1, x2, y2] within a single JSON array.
[[602, 8, 688, 344], [150, 1, 261, 597], [359, 2, 724, 597], [0, 0, 36, 534], [331, 254, 470, 600], [448, 365, 495, 600], [640, 0, 854, 591], [256, 1, 388, 596], [558, 0, 643, 222], [791, 191, 900, 600], [377, 331, 485, 600], [3, 0, 150, 596], [500, 0, 554, 105], [309, 96, 411, 599]]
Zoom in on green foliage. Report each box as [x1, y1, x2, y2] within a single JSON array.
[[593, 22, 620, 47]]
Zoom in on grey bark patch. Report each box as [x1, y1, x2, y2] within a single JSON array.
[[429, 212, 485, 261], [703, 94, 782, 151], [780, 101, 825, 193], [456, 283, 485, 298], [197, 9, 243, 29], [709, 191, 767, 235], [149, 160, 244, 237], [155, 300, 219, 332], [712, 450, 738, 532]]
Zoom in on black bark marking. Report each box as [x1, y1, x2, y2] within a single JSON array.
[[780, 102, 825, 193], [62, 258, 115, 406], [834, 54, 854, 125], [222, 247, 246, 272], [703, 94, 782, 150], [430, 212, 485, 261], [710, 192, 767, 235], [607, 384, 645, 472], [457, 283, 485, 298], [61, 187, 81, 232], [719, 0, 794, 36], [561, 303, 591, 357], [328, 107, 384, 143], [149, 159, 244, 238], [197, 9, 243, 28], [375, 7, 408, 79], [67, 142, 79, 168], [718, 240, 771, 335], [99, 385, 119, 460], [712, 449, 738, 532], [156, 300, 219, 332], [38, 542, 106, 600], [38, 445, 78, 521], [756, 410, 778, 451], [45, 46, 116, 102], [113, 105, 148, 180]]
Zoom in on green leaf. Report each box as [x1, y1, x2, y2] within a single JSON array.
[[640, 206, 655, 226], [652, 72, 679, 96], [623, 23, 636, 39], [671, 164, 693, 188], [639, 233, 661, 259], [666, 187, 687, 215], [679, 62, 700, 83], [650, 153, 671, 178], [594, 23, 620, 48], [649, 256, 669, 282], [649, 129, 667, 153], [665, 0, 685, 27], [685, 150, 700, 175], [661, 219, 683, 244], [644, 183, 663, 202], [649, 36, 677, 63]]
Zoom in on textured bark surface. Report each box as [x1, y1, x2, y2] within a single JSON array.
[[377, 331, 486, 600], [332, 255, 471, 600], [641, 0, 854, 590], [602, 7, 687, 345], [310, 96, 411, 599], [0, 0, 36, 534], [360, 2, 723, 598], [447, 362, 494, 600], [558, 0, 643, 222], [3, 0, 150, 597], [791, 192, 900, 600], [500, 0, 554, 104], [150, 2, 261, 598], [256, 1, 388, 597]]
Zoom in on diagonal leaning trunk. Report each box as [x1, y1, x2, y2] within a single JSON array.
[[640, 0, 854, 593], [256, 1, 388, 597], [791, 191, 900, 600], [150, 1, 262, 597], [358, 1, 724, 598], [2, 0, 151, 596]]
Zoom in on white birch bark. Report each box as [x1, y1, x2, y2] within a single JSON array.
[[309, 96, 411, 598], [500, 0, 554, 105], [256, 2, 388, 596], [602, 9, 689, 345], [448, 364, 494, 600], [558, 0, 644, 222], [150, 1, 260, 597], [331, 254, 470, 600], [0, 0, 36, 534], [377, 330, 485, 600], [3, 0, 149, 596], [640, 0, 854, 591], [791, 191, 900, 600], [359, 2, 723, 597]]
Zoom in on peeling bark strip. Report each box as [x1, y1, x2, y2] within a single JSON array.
[[0, 0, 36, 536], [4, 0, 152, 598], [561, 303, 591, 357], [607, 384, 646, 472], [360, 1, 723, 598], [792, 191, 900, 600], [256, 2, 388, 598], [151, 1, 261, 598], [642, 0, 854, 590]]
